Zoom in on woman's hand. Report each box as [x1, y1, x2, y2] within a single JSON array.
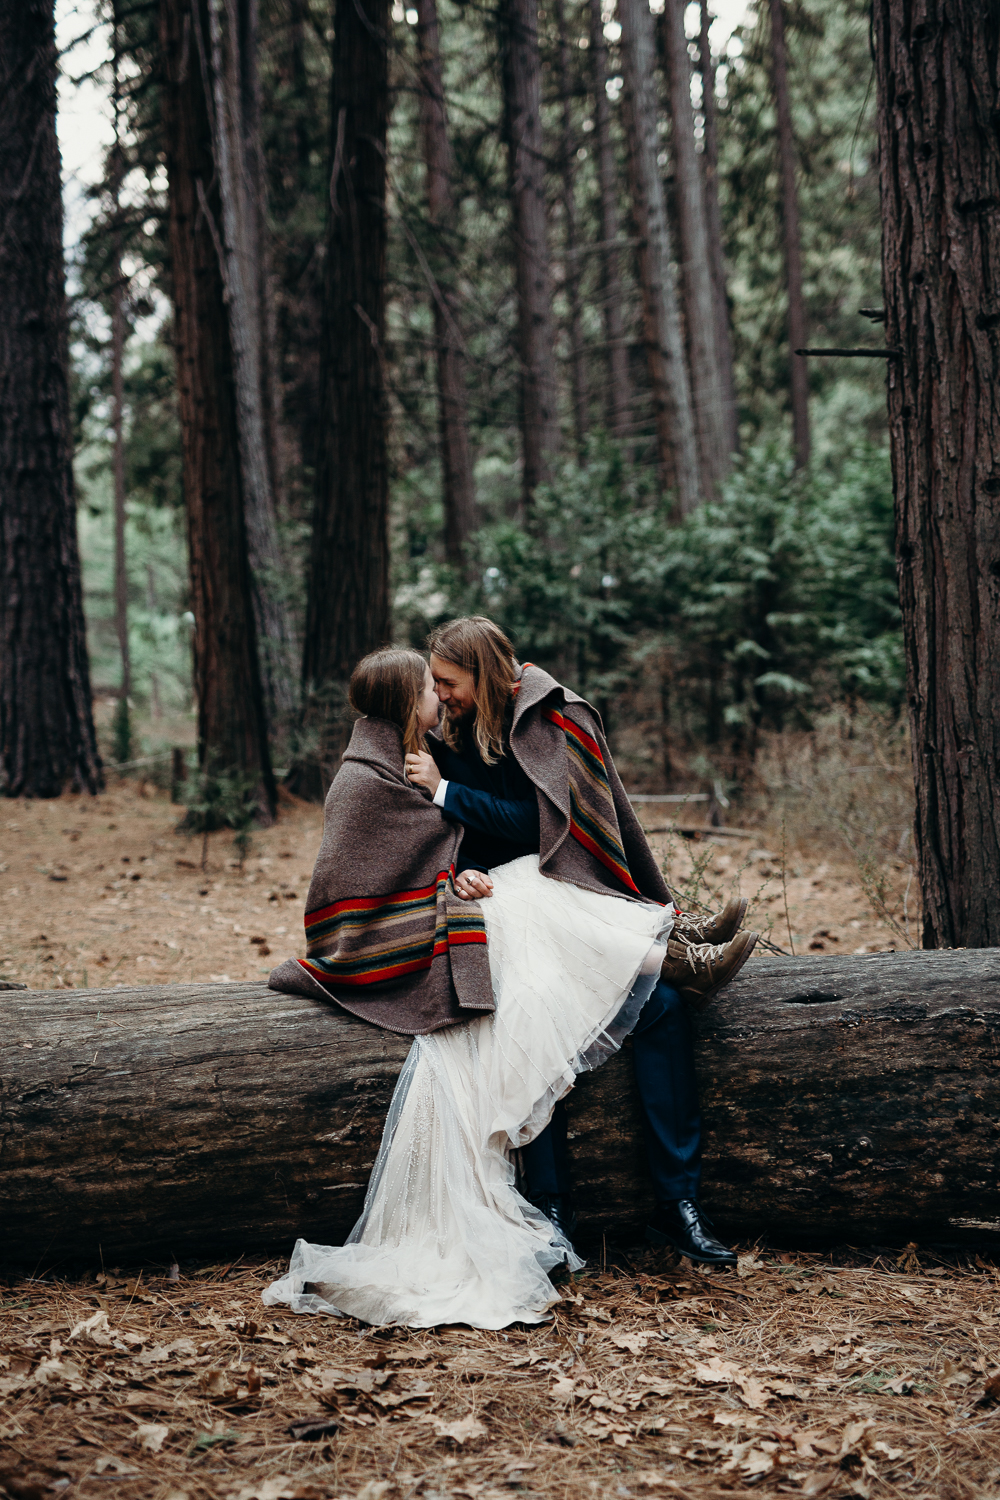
[[404, 749, 442, 796], [454, 869, 494, 901]]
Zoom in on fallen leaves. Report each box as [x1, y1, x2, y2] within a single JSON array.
[[427, 1413, 488, 1445]]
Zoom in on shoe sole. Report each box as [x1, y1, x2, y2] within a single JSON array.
[[681, 930, 759, 1010], [644, 1223, 737, 1267]]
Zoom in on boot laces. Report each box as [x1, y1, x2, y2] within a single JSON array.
[[675, 937, 730, 971]]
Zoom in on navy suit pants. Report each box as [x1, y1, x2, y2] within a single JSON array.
[[520, 979, 702, 1204]]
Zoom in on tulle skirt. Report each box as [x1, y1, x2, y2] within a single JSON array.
[[262, 856, 672, 1329]]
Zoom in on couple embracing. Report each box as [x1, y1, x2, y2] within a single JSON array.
[[266, 617, 758, 1330]]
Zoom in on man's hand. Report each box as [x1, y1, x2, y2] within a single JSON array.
[[454, 869, 494, 901], [404, 749, 442, 796]]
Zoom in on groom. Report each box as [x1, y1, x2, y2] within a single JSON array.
[[404, 615, 755, 1268]]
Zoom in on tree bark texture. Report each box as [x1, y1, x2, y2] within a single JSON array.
[[160, 0, 276, 818], [111, 192, 131, 705], [661, 0, 731, 495], [499, 0, 561, 511], [300, 0, 391, 704], [0, 0, 102, 799], [587, 0, 632, 442], [699, 0, 738, 460], [553, 0, 588, 456], [197, 0, 298, 719], [414, 0, 478, 569], [768, 0, 810, 468], [618, 0, 700, 514], [874, 0, 1000, 950], [4, 951, 1000, 1264]]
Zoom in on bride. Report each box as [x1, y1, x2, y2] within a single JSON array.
[[264, 645, 674, 1330]]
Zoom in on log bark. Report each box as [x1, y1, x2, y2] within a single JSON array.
[[4, 951, 1000, 1265], [768, 0, 810, 468], [873, 0, 1000, 950], [414, 0, 478, 568], [618, 0, 700, 513], [0, 0, 103, 799], [587, 0, 632, 442], [160, 0, 276, 818], [499, 0, 561, 512]]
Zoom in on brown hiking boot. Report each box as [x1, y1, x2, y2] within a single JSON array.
[[671, 895, 748, 946], [660, 929, 759, 1008]]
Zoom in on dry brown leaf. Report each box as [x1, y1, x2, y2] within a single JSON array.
[[199, 1367, 237, 1398], [741, 1446, 778, 1476], [738, 1375, 770, 1411], [737, 1254, 764, 1279], [93, 1455, 137, 1475], [135, 1336, 197, 1365], [234, 1478, 326, 1500], [610, 1330, 655, 1354], [246, 1364, 261, 1395], [427, 1413, 488, 1445], [68, 1311, 113, 1347], [693, 1355, 744, 1385], [803, 1470, 841, 1497], [134, 1422, 169, 1452]]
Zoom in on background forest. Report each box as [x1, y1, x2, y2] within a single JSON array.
[[65, 0, 897, 799]]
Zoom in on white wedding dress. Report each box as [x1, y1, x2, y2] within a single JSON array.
[[262, 855, 672, 1329]]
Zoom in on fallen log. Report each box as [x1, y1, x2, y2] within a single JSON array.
[[3, 950, 999, 1266]]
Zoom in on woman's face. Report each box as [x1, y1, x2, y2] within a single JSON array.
[[416, 665, 440, 734]]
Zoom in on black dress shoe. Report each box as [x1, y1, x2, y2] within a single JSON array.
[[645, 1198, 737, 1267], [532, 1193, 579, 1256]]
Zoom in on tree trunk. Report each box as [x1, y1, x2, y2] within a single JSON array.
[[298, 0, 391, 776], [699, 0, 738, 459], [111, 235, 130, 706], [5, 951, 1000, 1261], [414, 0, 478, 569], [553, 0, 588, 457], [587, 0, 631, 442], [618, 0, 700, 514], [110, 17, 131, 711], [661, 0, 730, 495], [160, 0, 276, 819], [0, 0, 102, 799], [873, 0, 1000, 950], [198, 0, 298, 720], [768, 0, 809, 468], [499, 0, 561, 512]]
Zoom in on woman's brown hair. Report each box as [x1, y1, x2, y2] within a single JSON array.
[[348, 648, 428, 757], [426, 616, 518, 765]]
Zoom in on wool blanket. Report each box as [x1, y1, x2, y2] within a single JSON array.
[[268, 717, 494, 1035], [505, 663, 671, 909]]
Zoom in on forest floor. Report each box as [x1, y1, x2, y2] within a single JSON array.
[[3, 1248, 999, 1500]]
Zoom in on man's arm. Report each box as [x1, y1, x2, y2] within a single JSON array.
[[433, 779, 540, 846]]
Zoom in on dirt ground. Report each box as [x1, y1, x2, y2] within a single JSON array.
[[2, 1248, 999, 1500], [0, 779, 915, 993]]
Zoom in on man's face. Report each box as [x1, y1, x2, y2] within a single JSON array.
[[430, 653, 477, 719]]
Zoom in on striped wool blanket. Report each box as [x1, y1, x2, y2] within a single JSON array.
[[268, 717, 493, 1036], [507, 664, 672, 909]]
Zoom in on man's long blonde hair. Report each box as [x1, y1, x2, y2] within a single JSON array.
[[428, 617, 518, 766]]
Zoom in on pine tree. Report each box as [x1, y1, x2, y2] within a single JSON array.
[[0, 0, 102, 798]]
